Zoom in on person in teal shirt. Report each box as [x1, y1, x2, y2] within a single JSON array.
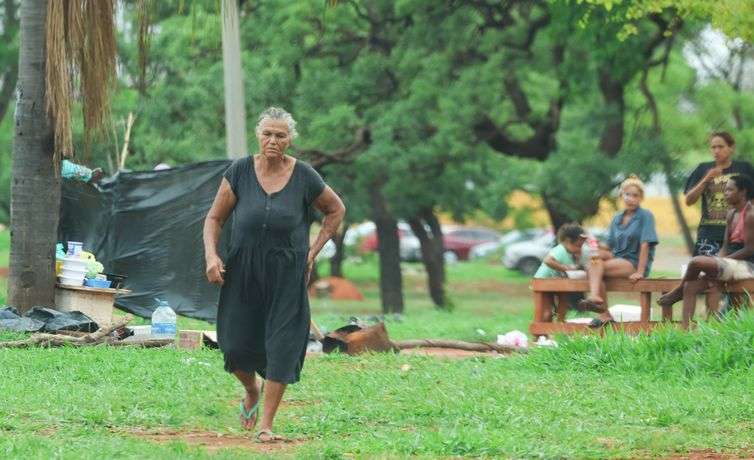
[[533, 223, 590, 321]]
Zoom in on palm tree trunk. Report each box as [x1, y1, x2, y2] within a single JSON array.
[[8, 0, 60, 313], [221, 0, 247, 159]]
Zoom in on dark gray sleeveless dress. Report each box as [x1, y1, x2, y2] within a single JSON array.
[[217, 156, 325, 384]]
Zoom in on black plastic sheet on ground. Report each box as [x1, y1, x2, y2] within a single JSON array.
[[58, 161, 233, 322], [0, 307, 97, 332]]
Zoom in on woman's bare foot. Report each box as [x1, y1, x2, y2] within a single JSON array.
[[657, 288, 683, 307]]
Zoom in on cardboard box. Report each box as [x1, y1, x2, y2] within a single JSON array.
[[177, 330, 218, 350]]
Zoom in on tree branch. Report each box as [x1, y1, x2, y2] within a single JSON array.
[[296, 127, 371, 168]]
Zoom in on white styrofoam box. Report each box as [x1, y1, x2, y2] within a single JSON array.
[[609, 304, 642, 322]]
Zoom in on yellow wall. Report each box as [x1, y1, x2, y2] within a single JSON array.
[[446, 191, 701, 237]]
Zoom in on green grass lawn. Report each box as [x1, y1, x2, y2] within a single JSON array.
[[2, 231, 754, 458]]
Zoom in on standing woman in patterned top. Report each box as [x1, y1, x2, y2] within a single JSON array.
[[203, 107, 345, 443], [684, 132, 754, 257]]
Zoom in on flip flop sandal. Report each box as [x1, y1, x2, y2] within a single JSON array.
[[255, 429, 288, 443], [588, 317, 613, 329], [239, 381, 264, 430], [578, 298, 604, 311]]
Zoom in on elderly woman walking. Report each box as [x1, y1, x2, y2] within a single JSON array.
[[203, 107, 345, 442]]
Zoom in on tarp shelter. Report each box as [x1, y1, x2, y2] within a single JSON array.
[[58, 160, 234, 322]]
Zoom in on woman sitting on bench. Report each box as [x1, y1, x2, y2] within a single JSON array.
[[657, 174, 754, 329], [581, 175, 659, 327]]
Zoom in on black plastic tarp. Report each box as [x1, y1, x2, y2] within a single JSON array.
[[58, 160, 234, 321]]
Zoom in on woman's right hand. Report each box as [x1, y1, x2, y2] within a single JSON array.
[[705, 167, 723, 182], [206, 254, 226, 285]]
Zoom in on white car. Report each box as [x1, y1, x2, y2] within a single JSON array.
[[502, 228, 608, 276]]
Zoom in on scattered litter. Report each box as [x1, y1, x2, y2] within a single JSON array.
[[306, 340, 322, 353], [476, 328, 486, 336], [535, 336, 558, 347], [181, 357, 211, 366], [400, 364, 411, 372], [496, 330, 528, 348], [566, 317, 593, 324]]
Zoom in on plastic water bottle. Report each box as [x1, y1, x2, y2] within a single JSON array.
[[151, 298, 177, 338]]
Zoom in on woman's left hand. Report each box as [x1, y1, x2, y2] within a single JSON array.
[[629, 271, 644, 282]]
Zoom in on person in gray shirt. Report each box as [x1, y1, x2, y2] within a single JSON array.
[[580, 175, 659, 327]]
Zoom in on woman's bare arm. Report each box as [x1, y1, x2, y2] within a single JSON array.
[[308, 186, 346, 278], [203, 178, 236, 284]]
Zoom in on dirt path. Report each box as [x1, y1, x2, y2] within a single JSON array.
[[117, 428, 306, 454]]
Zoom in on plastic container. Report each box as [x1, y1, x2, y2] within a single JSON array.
[[151, 298, 177, 338], [67, 241, 83, 256], [129, 325, 152, 337], [62, 256, 88, 270], [84, 278, 112, 288], [58, 275, 84, 286], [60, 267, 87, 278]]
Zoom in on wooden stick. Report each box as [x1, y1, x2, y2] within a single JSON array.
[[392, 339, 527, 354], [119, 112, 135, 170], [309, 319, 325, 341], [0, 315, 132, 348]]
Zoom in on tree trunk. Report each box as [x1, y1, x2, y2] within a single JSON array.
[[597, 70, 625, 158], [666, 174, 695, 256], [370, 185, 403, 314], [0, 0, 19, 123], [9, 0, 61, 313], [221, 0, 247, 159], [408, 209, 446, 308], [330, 222, 347, 278], [542, 193, 572, 231]]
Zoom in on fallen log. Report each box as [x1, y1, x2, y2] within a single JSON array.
[[392, 339, 527, 354], [0, 315, 133, 349]]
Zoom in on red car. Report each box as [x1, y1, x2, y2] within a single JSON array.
[[360, 225, 501, 261]]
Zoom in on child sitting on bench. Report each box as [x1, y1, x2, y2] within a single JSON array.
[[533, 223, 590, 321]]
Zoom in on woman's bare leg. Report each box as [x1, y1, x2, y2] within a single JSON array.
[[257, 380, 287, 441], [584, 258, 633, 321], [233, 371, 261, 430]]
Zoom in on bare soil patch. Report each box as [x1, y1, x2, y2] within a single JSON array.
[[399, 346, 503, 358], [117, 428, 306, 453], [665, 449, 754, 460]]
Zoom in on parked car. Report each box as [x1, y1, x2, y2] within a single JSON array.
[[502, 228, 608, 276], [468, 228, 548, 260], [360, 224, 501, 262], [359, 222, 422, 261]]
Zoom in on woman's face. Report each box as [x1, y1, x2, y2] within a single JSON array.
[[710, 136, 734, 164], [257, 119, 291, 159], [622, 185, 642, 210], [724, 180, 744, 206]]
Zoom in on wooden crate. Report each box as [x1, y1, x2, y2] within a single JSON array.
[[54, 284, 130, 327]]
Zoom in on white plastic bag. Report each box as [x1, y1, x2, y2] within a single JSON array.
[[496, 330, 528, 348]]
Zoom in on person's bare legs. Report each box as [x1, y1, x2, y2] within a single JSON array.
[[233, 371, 261, 430], [682, 279, 712, 329], [257, 380, 287, 442], [585, 258, 634, 321], [658, 256, 719, 307]]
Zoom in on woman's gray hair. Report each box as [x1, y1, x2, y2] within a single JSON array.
[[255, 107, 298, 140]]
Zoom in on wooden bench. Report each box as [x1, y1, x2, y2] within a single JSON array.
[[530, 278, 754, 336]]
